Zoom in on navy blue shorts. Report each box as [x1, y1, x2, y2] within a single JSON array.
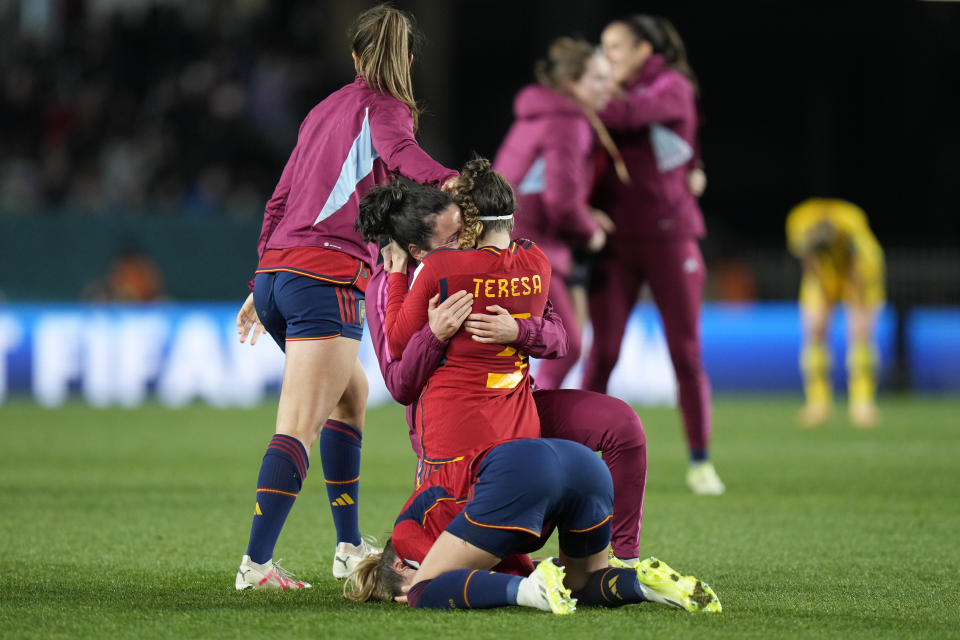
[[254, 271, 365, 349], [446, 438, 613, 559]]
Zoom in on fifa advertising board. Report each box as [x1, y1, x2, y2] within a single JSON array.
[[0, 302, 934, 407]]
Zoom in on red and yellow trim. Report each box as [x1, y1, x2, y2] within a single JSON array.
[[285, 334, 341, 341], [421, 496, 468, 526], [463, 570, 479, 608], [567, 514, 613, 533], [254, 266, 357, 286], [462, 511, 540, 537], [256, 488, 299, 498], [256, 246, 370, 292]]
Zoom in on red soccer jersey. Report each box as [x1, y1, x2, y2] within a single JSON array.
[[385, 240, 552, 472], [391, 450, 535, 576]]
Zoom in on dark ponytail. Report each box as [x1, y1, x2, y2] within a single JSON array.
[[618, 14, 699, 95], [356, 179, 453, 256]]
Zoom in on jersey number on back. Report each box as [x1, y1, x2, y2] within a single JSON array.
[[486, 346, 529, 389]]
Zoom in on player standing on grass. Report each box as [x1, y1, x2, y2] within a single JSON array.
[[233, 4, 458, 589], [586, 15, 724, 495], [361, 159, 649, 565], [493, 38, 621, 390], [342, 436, 721, 614], [787, 198, 885, 428]]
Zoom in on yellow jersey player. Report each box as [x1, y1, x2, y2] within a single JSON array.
[[786, 198, 885, 428]]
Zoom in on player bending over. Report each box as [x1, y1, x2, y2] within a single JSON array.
[[344, 437, 720, 613], [786, 198, 885, 428]]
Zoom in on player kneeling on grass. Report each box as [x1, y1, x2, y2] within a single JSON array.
[[345, 437, 720, 614]]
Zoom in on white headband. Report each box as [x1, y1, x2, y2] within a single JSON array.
[[477, 214, 514, 220]]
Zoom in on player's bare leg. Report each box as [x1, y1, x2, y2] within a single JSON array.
[[847, 305, 880, 428], [329, 357, 367, 429], [799, 304, 832, 427], [275, 336, 360, 450], [237, 336, 359, 590], [558, 549, 608, 592]]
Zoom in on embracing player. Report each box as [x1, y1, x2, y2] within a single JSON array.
[[349, 167, 719, 613], [360, 158, 648, 565], [377, 166, 551, 479]]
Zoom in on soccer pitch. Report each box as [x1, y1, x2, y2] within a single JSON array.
[[1, 395, 958, 639]]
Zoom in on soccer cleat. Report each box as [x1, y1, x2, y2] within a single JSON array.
[[607, 548, 639, 569], [798, 403, 830, 428], [635, 556, 721, 613], [849, 401, 878, 429], [235, 555, 311, 590], [516, 558, 576, 614], [686, 461, 725, 495], [332, 537, 383, 579]]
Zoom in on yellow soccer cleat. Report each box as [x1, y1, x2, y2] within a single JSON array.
[[607, 548, 638, 569], [517, 558, 577, 614], [634, 556, 721, 613]]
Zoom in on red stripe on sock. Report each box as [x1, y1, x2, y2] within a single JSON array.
[[272, 434, 307, 469], [268, 436, 308, 479], [267, 443, 306, 482], [324, 419, 361, 441], [269, 435, 305, 468]]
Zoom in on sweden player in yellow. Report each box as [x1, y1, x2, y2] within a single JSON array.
[[786, 198, 885, 428]]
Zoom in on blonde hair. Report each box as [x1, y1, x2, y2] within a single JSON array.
[[342, 538, 404, 603], [534, 36, 595, 91], [351, 4, 422, 130], [535, 38, 631, 185], [450, 157, 516, 249]]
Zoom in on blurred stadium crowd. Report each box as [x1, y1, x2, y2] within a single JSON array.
[[0, 0, 342, 217], [1, 0, 957, 307]]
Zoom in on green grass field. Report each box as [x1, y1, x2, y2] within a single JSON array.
[[1, 395, 958, 639]]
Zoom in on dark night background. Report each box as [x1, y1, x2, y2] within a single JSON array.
[[0, 0, 957, 302]]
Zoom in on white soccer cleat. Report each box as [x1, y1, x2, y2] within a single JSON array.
[[332, 537, 383, 579], [516, 558, 577, 614], [235, 555, 311, 590], [686, 461, 725, 495]]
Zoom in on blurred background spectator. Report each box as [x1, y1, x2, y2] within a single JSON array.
[[83, 239, 165, 301], [0, 0, 957, 307], [0, 0, 347, 219]]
